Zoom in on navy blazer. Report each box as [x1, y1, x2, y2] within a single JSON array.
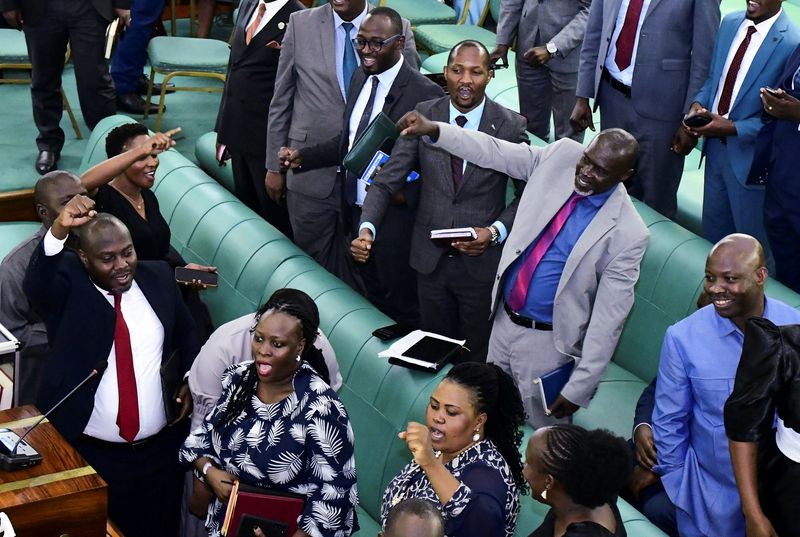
[[23, 242, 200, 442], [634, 378, 657, 431]]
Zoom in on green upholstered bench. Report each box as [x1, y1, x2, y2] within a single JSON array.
[[194, 131, 236, 194], [379, 0, 457, 26], [413, 0, 501, 54], [78, 117, 668, 537], [0, 221, 41, 262]]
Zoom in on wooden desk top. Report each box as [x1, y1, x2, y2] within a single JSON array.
[[0, 405, 107, 508]]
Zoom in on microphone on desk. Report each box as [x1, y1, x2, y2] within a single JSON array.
[[0, 360, 108, 471]]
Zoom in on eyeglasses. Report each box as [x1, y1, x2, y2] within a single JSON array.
[[351, 34, 403, 52]]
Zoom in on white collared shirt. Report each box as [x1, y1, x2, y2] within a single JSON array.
[[333, 5, 368, 100], [776, 417, 800, 463], [245, 0, 290, 38], [604, 0, 653, 86], [348, 56, 404, 205], [43, 229, 167, 442], [712, 10, 782, 116]]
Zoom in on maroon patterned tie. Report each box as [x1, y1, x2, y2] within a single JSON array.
[[450, 115, 468, 190], [614, 0, 645, 71], [717, 26, 758, 116]]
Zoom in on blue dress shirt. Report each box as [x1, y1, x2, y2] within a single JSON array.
[[333, 6, 367, 100], [502, 188, 614, 323], [652, 298, 800, 537]]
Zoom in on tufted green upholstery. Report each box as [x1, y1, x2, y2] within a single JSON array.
[[147, 36, 230, 74], [194, 131, 236, 194], [380, 0, 457, 26]]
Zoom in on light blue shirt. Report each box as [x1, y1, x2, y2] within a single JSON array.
[[332, 6, 368, 100], [361, 98, 507, 243], [502, 188, 613, 323], [653, 298, 800, 536]]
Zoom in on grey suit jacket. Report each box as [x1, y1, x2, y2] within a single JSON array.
[[359, 97, 528, 282], [265, 3, 419, 200], [576, 0, 720, 120], [433, 123, 649, 407], [496, 0, 591, 73]]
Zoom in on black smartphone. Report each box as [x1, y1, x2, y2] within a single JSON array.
[[684, 114, 712, 128], [372, 323, 414, 341], [763, 86, 780, 96], [174, 267, 219, 287]]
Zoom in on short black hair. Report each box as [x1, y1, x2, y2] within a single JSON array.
[[541, 425, 631, 508], [384, 499, 444, 537], [366, 6, 403, 36], [447, 40, 491, 69], [105, 123, 149, 158]]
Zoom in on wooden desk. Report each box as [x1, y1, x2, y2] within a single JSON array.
[[0, 405, 108, 536]]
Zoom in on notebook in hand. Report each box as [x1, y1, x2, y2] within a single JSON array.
[[343, 112, 399, 177], [533, 360, 576, 415], [430, 228, 477, 248], [222, 482, 306, 537]]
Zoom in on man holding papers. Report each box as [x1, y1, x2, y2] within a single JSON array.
[[394, 110, 648, 426], [353, 40, 527, 363], [278, 8, 442, 324]]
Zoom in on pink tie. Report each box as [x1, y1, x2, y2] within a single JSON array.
[[507, 193, 583, 311]]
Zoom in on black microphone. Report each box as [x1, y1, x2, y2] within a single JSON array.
[[0, 360, 108, 471]]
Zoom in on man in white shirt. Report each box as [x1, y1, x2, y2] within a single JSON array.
[[23, 194, 199, 537], [684, 0, 800, 274], [278, 8, 442, 324]]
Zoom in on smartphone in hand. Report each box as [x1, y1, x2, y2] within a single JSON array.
[[175, 267, 218, 287]]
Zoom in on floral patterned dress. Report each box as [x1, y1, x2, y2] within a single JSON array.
[[380, 439, 519, 537], [179, 361, 358, 537]]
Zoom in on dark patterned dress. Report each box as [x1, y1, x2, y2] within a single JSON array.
[[179, 361, 358, 537], [380, 440, 519, 537]]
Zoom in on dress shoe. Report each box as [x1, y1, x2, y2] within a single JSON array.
[[137, 75, 175, 95], [35, 150, 59, 175], [116, 92, 163, 115]]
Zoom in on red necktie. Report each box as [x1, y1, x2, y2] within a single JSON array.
[[717, 26, 758, 116], [451, 115, 468, 190], [614, 0, 645, 71], [507, 193, 583, 311], [245, 2, 267, 45], [112, 292, 140, 443]]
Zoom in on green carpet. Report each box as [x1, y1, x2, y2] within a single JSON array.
[[0, 17, 231, 191]]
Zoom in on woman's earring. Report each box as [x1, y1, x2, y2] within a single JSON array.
[[296, 355, 301, 363], [472, 430, 480, 442], [541, 488, 548, 501]]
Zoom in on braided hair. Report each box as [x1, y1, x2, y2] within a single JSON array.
[[444, 362, 527, 489], [219, 288, 328, 427], [540, 424, 631, 508]]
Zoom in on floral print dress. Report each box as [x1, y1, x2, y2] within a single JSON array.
[[179, 361, 358, 537]]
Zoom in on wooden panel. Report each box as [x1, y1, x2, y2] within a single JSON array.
[[0, 190, 36, 223], [0, 406, 108, 537]]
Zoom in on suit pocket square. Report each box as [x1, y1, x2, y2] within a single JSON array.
[[266, 40, 282, 49]]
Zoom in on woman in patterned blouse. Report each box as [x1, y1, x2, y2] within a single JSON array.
[[179, 294, 358, 537], [381, 362, 527, 537]]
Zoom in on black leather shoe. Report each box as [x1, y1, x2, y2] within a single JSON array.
[[116, 92, 163, 115], [137, 75, 175, 95], [35, 150, 59, 175]]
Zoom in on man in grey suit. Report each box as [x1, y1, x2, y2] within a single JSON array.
[[353, 41, 528, 363], [491, 0, 591, 142], [397, 111, 649, 427], [570, 0, 720, 220], [264, 0, 418, 272]]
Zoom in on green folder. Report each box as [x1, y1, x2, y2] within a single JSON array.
[[343, 112, 400, 177]]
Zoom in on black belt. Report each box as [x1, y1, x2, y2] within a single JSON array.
[[601, 68, 631, 98], [503, 302, 553, 331], [80, 428, 167, 452]]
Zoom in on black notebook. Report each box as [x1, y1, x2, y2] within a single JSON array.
[[388, 336, 463, 372]]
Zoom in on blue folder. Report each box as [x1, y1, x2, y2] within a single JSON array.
[[534, 359, 575, 415]]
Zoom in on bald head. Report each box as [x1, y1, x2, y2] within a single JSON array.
[[704, 234, 767, 330], [34, 171, 85, 228], [594, 129, 639, 171]]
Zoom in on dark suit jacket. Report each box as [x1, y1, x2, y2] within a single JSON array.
[[634, 378, 656, 430], [301, 62, 445, 170], [215, 0, 304, 157], [0, 0, 130, 24], [360, 96, 528, 282], [23, 243, 199, 442]]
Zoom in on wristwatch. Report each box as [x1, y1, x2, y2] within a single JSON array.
[[546, 42, 558, 58], [488, 225, 500, 246]]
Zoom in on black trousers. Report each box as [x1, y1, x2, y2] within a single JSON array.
[[230, 149, 293, 240], [760, 433, 800, 537], [417, 254, 493, 363], [23, 0, 116, 152], [74, 424, 187, 537]]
